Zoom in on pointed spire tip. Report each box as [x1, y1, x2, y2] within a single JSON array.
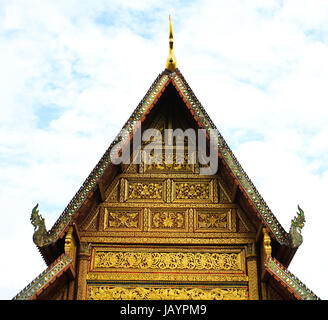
[[166, 15, 177, 72]]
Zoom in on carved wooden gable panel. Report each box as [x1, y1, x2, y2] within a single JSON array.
[[80, 173, 256, 239], [78, 108, 257, 300]]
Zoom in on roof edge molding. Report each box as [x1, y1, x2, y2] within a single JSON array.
[[13, 254, 73, 300], [265, 257, 319, 300], [31, 69, 304, 249]]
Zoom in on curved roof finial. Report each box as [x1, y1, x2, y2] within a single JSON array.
[[166, 15, 177, 72]]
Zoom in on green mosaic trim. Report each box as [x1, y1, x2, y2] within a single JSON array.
[[13, 255, 72, 300], [172, 70, 290, 245], [265, 257, 319, 300]]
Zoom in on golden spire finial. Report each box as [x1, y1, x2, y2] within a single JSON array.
[[166, 15, 177, 72]]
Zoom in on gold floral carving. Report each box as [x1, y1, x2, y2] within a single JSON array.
[[128, 182, 163, 199], [100, 202, 238, 209], [104, 209, 140, 229], [93, 251, 241, 271], [197, 212, 227, 229], [175, 183, 209, 199], [151, 211, 184, 229], [143, 152, 194, 173], [88, 286, 248, 300]]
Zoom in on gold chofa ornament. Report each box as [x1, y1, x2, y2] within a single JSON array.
[[166, 16, 177, 72]]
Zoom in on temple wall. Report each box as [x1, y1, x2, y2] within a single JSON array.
[[75, 157, 259, 300]]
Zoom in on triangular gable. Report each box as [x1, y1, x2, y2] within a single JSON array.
[[31, 68, 302, 255], [17, 67, 319, 301]]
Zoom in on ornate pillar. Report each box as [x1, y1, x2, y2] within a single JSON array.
[[246, 242, 259, 300], [76, 242, 91, 300], [64, 226, 77, 300], [260, 227, 272, 300]]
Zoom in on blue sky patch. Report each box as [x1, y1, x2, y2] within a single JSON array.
[[304, 29, 326, 43], [35, 105, 62, 129]]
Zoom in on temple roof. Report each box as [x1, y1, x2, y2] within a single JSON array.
[[19, 69, 319, 301], [16, 18, 318, 301], [31, 68, 304, 253]]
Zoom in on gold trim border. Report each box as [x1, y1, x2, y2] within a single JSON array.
[[86, 272, 248, 283]]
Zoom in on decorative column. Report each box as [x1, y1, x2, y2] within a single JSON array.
[[76, 242, 91, 300], [64, 226, 77, 300], [260, 227, 272, 300], [246, 242, 259, 300]]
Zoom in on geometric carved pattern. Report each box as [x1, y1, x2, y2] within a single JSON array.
[[88, 285, 248, 300]]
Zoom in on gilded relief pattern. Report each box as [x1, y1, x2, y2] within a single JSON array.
[[86, 271, 248, 282], [88, 286, 248, 300], [93, 251, 241, 271], [128, 182, 163, 199], [197, 212, 228, 229], [81, 107, 253, 301], [104, 209, 140, 229], [151, 211, 184, 229], [143, 152, 194, 173], [175, 183, 209, 199]]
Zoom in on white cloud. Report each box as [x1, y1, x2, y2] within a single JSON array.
[[0, 0, 327, 300]]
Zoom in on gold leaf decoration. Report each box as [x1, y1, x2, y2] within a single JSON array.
[[88, 286, 248, 300], [128, 183, 163, 199], [93, 251, 241, 271], [152, 212, 184, 229], [198, 212, 227, 229], [175, 183, 209, 199], [104, 209, 140, 229]]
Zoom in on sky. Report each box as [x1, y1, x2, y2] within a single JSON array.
[[0, 0, 328, 300]]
